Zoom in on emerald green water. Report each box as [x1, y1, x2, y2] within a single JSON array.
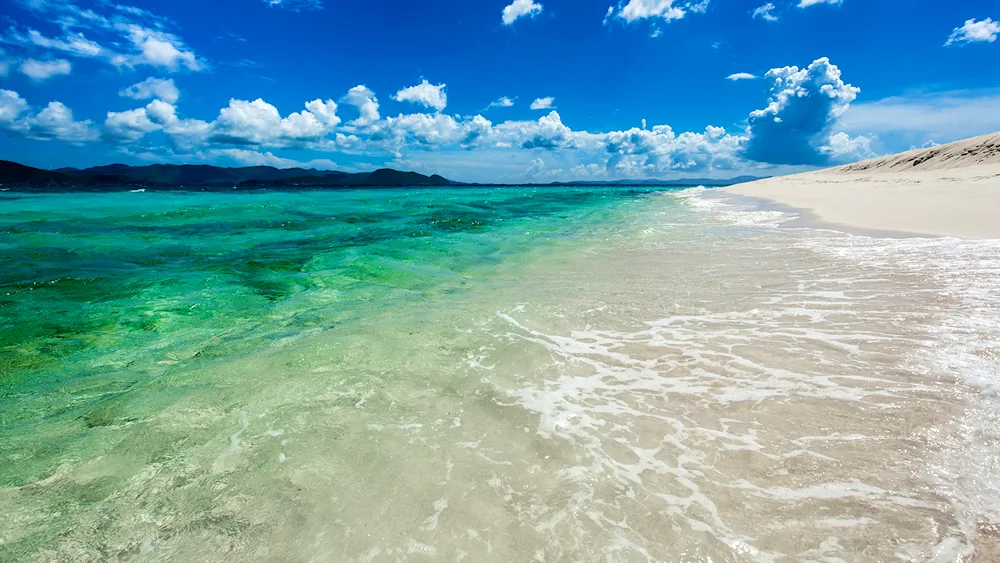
[[1, 187, 661, 464], [3, 187, 1000, 561], [0, 187, 673, 560]]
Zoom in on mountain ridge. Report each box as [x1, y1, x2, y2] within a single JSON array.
[[0, 160, 763, 190]]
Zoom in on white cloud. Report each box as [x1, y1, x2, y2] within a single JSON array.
[[123, 26, 202, 71], [8, 29, 103, 57], [393, 80, 448, 112], [20, 58, 72, 81], [104, 105, 160, 142], [688, 0, 709, 14], [502, 0, 544, 26], [120, 77, 180, 104], [946, 18, 1000, 46], [488, 96, 516, 109], [305, 99, 341, 127], [820, 131, 876, 162], [530, 97, 554, 110], [1, 3, 205, 74], [752, 3, 778, 21], [383, 112, 465, 148], [208, 97, 341, 146], [212, 149, 338, 170], [603, 124, 745, 174], [0, 61, 7, 77], [797, 0, 841, 7], [610, 0, 710, 24], [0, 89, 30, 124], [0, 62, 905, 182], [341, 85, 380, 127], [727, 73, 757, 81], [9, 100, 98, 144], [744, 57, 862, 165], [262, 0, 325, 11], [144, 99, 179, 126], [495, 110, 603, 151]]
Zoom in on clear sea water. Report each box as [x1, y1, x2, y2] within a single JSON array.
[[2, 187, 999, 562]]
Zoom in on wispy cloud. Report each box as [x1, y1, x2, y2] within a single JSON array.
[[797, 0, 841, 7], [263, 0, 324, 11], [839, 88, 1000, 143], [487, 96, 516, 110], [2, 1, 206, 73], [752, 3, 778, 21], [945, 18, 1000, 46], [727, 72, 757, 81], [530, 97, 554, 110]]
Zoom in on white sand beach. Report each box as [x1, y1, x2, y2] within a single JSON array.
[[724, 132, 1000, 239]]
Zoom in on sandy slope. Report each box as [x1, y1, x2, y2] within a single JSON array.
[[723, 132, 1000, 239]]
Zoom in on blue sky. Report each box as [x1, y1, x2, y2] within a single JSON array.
[[0, 0, 998, 182]]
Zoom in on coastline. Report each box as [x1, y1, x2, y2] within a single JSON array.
[[722, 132, 1000, 240]]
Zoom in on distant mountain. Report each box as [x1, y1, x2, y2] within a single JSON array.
[[0, 161, 124, 189], [59, 163, 352, 187], [0, 161, 452, 190], [0, 159, 762, 191]]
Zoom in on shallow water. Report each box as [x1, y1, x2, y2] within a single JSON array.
[[1, 187, 998, 562]]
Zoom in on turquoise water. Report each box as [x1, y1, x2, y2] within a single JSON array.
[[3, 187, 1000, 561], [0, 187, 677, 559]]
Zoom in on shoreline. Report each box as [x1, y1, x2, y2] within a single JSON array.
[[722, 165, 1000, 240], [722, 132, 1000, 240]]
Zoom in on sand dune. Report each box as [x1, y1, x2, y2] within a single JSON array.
[[724, 132, 1000, 239]]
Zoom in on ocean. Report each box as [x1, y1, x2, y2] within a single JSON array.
[[1, 186, 999, 561]]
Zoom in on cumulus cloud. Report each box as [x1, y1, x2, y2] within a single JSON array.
[[603, 124, 745, 175], [502, 0, 544, 25], [727, 73, 757, 81], [0, 89, 30, 124], [20, 58, 72, 81], [5, 99, 98, 144], [208, 97, 341, 146], [120, 77, 180, 104], [797, 0, 841, 7], [946, 18, 1000, 46], [504, 111, 580, 150], [104, 105, 160, 142], [610, 0, 709, 24], [341, 85, 380, 127], [393, 80, 448, 112], [1, 62, 887, 181], [752, 3, 778, 21], [744, 57, 862, 165], [487, 96, 516, 109], [530, 97, 554, 110], [820, 132, 876, 162]]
